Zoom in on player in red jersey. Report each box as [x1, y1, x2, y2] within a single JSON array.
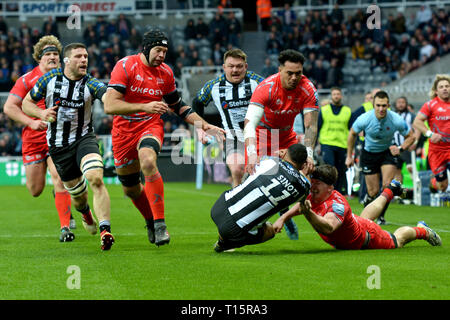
[[3, 35, 75, 242], [413, 74, 450, 192], [243, 49, 319, 240], [274, 165, 442, 249], [104, 29, 224, 247], [243, 49, 319, 174]]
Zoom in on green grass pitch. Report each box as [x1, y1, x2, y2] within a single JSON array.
[[0, 183, 448, 300]]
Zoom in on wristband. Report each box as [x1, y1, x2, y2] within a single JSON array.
[[246, 145, 257, 155], [306, 147, 314, 159], [425, 130, 433, 138]]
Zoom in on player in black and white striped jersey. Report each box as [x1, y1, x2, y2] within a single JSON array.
[[211, 143, 311, 252], [22, 43, 114, 251], [193, 49, 264, 188]]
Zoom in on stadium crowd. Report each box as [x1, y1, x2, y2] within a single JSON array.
[[264, 3, 450, 88], [0, 3, 448, 173]]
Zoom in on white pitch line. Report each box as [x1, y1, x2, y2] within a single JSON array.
[[164, 186, 222, 198], [0, 231, 217, 239], [379, 221, 450, 233]]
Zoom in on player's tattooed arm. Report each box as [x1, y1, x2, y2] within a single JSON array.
[[303, 109, 318, 149]]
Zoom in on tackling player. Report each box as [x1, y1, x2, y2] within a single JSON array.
[[3, 35, 75, 242], [274, 164, 442, 250], [104, 29, 225, 247], [211, 144, 311, 252], [413, 74, 450, 192]]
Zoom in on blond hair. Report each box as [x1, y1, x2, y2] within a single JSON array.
[[223, 48, 247, 63], [32, 35, 62, 63], [430, 74, 450, 99]]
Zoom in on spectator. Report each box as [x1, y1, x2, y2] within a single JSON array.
[[266, 32, 282, 54], [42, 16, 59, 38], [19, 22, 32, 38], [330, 3, 344, 26], [277, 2, 296, 33], [212, 43, 225, 65], [184, 19, 197, 40], [261, 57, 278, 78], [392, 12, 407, 34], [420, 39, 435, 63], [371, 45, 386, 70], [326, 58, 343, 88], [226, 11, 241, 47], [209, 12, 227, 46], [116, 14, 132, 39], [128, 27, 143, 51], [0, 16, 7, 36], [407, 36, 421, 62], [416, 5, 433, 28], [351, 39, 365, 60], [311, 59, 327, 89], [195, 17, 210, 39]]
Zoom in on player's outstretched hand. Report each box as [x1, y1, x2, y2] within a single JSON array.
[[203, 123, 225, 142]]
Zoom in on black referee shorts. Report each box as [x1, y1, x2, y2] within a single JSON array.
[[360, 148, 400, 175], [49, 132, 101, 182]]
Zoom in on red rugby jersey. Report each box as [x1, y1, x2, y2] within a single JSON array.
[[249, 73, 319, 131], [418, 96, 450, 151], [9, 66, 47, 145], [108, 54, 177, 134], [307, 190, 366, 250]]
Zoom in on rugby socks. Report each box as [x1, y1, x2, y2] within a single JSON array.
[[381, 188, 394, 203], [99, 220, 111, 233], [378, 188, 395, 220], [131, 187, 154, 220], [144, 172, 165, 220], [413, 227, 428, 240], [55, 191, 72, 228]]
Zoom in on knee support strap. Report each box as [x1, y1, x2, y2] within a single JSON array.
[[118, 172, 141, 187], [138, 137, 161, 154]]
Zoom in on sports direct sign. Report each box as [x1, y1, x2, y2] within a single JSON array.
[[20, 1, 135, 16]]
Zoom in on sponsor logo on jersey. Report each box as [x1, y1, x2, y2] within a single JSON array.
[[60, 99, 84, 108], [130, 85, 163, 96]]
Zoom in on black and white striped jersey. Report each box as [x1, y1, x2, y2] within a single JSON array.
[[195, 71, 264, 142], [393, 110, 415, 146], [30, 68, 106, 149], [222, 157, 310, 232]]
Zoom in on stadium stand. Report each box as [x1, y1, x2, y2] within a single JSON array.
[[0, 0, 448, 165]]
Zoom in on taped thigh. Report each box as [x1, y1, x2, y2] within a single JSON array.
[[64, 178, 87, 197], [81, 154, 104, 176]]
